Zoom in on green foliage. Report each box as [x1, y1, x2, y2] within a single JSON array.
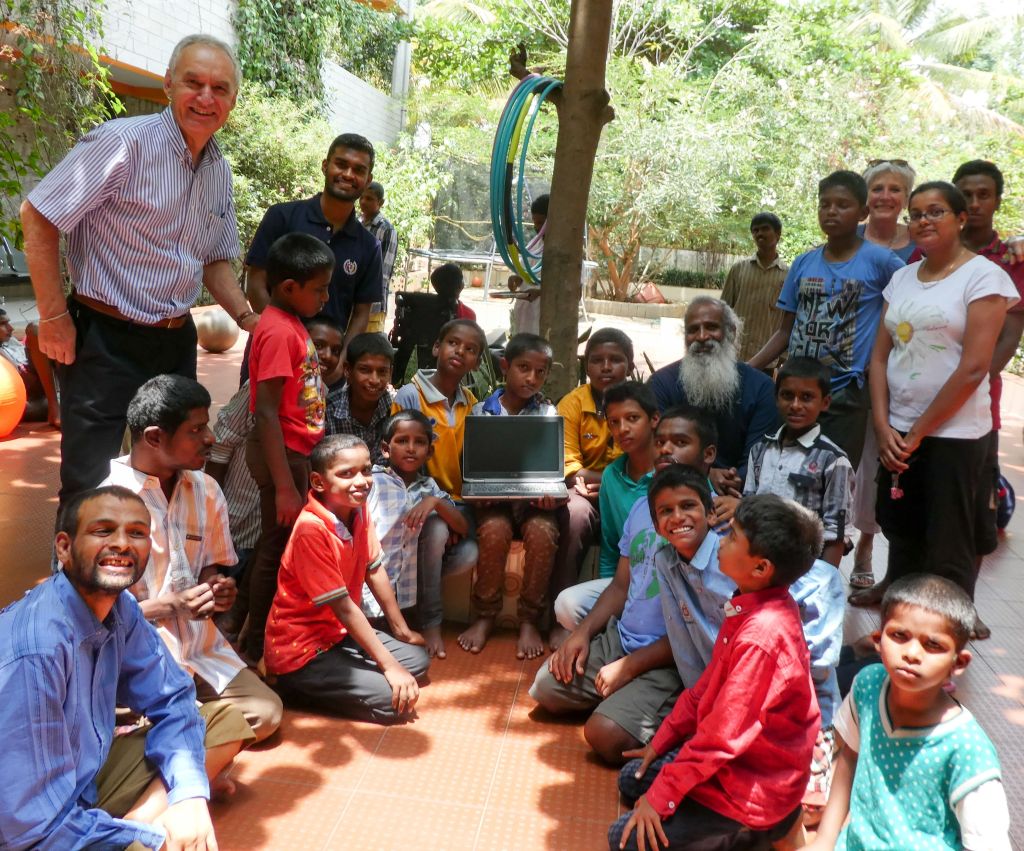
[[215, 83, 444, 268], [655, 268, 725, 289], [233, 0, 412, 100], [0, 0, 118, 238]]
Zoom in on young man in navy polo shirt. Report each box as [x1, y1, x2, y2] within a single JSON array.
[[244, 133, 384, 381]]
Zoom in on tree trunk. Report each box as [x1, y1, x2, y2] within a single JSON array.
[[538, 0, 614, 399]]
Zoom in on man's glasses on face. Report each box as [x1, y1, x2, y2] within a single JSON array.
[[904, 208, 954, 225]]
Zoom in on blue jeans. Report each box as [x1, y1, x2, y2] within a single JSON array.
[[416, 508, 478, 629]]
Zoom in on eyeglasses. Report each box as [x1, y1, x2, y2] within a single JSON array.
[[904, 208, 953, 224], [868, 158, 910, 168]]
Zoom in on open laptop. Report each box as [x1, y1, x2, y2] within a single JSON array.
[[461, 415, 569, 501]]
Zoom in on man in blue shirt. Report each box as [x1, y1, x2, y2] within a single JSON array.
[[648, 296, 778, 496], [244, 132, 384, 380], [0, 486, 253, 851]]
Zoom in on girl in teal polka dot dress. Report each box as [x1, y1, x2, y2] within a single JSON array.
[[807, 574, 1010, 850]]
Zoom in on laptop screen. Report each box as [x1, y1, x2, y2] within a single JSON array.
[[463, 416, 564, 480]]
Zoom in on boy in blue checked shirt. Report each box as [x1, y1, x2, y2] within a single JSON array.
[[364, 410, 470, 659], [744, 356, 852, 567]]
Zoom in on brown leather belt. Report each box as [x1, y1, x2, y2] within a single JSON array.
[[72, 293, 189, 329]]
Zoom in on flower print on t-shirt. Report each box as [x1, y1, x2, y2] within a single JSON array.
[[884, 298, 947, 380], [298, 338, 326, 434]]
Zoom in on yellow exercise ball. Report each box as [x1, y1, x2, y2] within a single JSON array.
[[0, 356, 27, 438], [195, 307, 240, 354]]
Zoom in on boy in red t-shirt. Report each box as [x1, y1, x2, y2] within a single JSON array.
[[609, 493, 823, 851], [241, 232, 334, 662], [266, 434, 429, 723]]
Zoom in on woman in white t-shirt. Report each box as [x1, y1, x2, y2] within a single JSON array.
[[850, 182, 1019, 617]]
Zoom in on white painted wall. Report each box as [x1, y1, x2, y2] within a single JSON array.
[[322, 60, 402, 145], [102, 0, 236, 77]]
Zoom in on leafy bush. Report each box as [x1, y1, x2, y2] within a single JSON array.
[[654, 268, 726, 290]]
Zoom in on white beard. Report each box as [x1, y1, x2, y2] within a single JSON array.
[[678, 339, 741, 412]]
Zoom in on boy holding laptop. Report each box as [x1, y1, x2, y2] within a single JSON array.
[[458, 334, 564, 659]]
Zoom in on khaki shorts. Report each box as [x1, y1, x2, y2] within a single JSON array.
[[95, 699, 255, 817], [531, 618, 682, 743]]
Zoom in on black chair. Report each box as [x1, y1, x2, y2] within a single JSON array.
[[390, 291, 457, 384], [0, 236, 31, 285]]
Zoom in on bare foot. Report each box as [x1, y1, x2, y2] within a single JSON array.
[[210, 772, 237, 802], [548, 624, 571, 652], [517, 622, 545, 660], [457, 617, 494, 654], [423, 624, 447, 659]]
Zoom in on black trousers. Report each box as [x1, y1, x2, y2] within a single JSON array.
[[875, 433, 990, 599], [57, 298, 197, 507], [275, 633, 430, 724], [608, 750, 800, 850]]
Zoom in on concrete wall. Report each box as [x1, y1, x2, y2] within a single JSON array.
[[102, 0, 236, 77], [322, 60, 402, 145]]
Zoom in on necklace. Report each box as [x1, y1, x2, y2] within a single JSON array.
[[918, 246, 968, 285], [866, 221, 901, 248]]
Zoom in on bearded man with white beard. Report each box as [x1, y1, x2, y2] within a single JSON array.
[[648, 297, 779, 496]]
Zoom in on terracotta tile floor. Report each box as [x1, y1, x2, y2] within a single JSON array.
[[1, 325, 1023, 849]]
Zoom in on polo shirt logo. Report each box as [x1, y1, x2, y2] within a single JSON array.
[[344, 259, 358, 275]]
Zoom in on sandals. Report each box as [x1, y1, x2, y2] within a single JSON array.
[[849, 566, 875, 589], [971, 617, 992, 641]]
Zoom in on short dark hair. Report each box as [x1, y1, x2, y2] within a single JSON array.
[[952, 160, 1003, 198], [58, 485, 149, 536], [584, 327, 634, 365], [910, 181, 967, 216], [430, 263, 464, 302], [657, 405, 718, 451], [304, 315, 345, 338], [776, 357, 831, 397], [365, 180, 385, 202], [345, 332, 395, 365], [881, 574, 976, 651], [266, 232, 335, 291], [504, 332, 553, 364], [311, 433, 368, 475], [819, 170, 868, 206], [750, 212, 782, 233], [327, 132, 375, 172], [126, 374, 210, 440], [436, 318, 487, 353], [383, 409, 433, 443], [604, 380, 658, 418], [733, 494, 823, 586], [531, 194, 550, 216], [648, 463, 713, 522]]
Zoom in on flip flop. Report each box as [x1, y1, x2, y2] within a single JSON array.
[[849, 568, 875, 589], [848, 582, 888, 608]]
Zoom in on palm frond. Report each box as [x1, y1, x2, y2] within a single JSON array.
[[416, 0, 496, 25], [846, 11, 910, 51], [915, 15, 1011, 60]]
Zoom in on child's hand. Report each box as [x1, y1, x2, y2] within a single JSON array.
[[619, 795, 668, 851], [621, 742, 659, 779], [595, 657, 634, 697], [394, 626, 426, 647], [274, 484, 303, 526], [208, 574, 237, 612], [404, 496, 440, 529], [709, 467, 742, 498], [574, 479, 600, 499], [384, 666, 420, 714], [711, 495, 739, 526], [548, 630, 590, 683], [530, 495, 563, 511]]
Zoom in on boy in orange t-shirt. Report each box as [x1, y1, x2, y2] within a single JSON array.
[[266, 434, 429, 723]]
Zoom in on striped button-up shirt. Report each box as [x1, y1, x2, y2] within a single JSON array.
[[102, 457, 245, 692], [208, 381, 260, 551], [27, 108, 240, 323], [720, 254, 789, 363], [363, 465, 453, 615], [364, 212, 398, 291]]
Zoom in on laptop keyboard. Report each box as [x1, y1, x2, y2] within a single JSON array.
[[464, 482, 564, 498]]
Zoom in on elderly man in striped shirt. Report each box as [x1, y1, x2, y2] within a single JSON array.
[[21, 34, 257, 511]]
